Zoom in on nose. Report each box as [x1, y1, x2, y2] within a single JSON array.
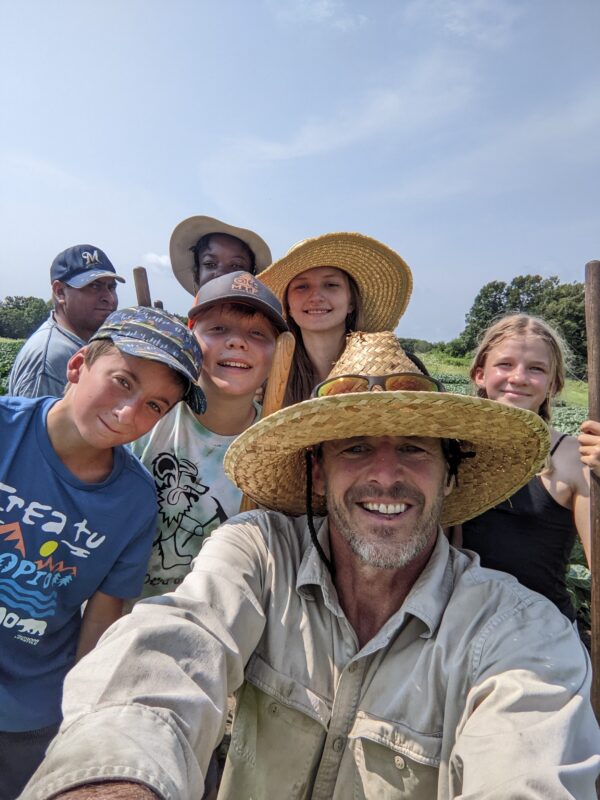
[[99, 284, 117, 307], [225, 331, 248, 350], [366, 442, 404, 484], [113, 396, 144, 425], [508, 363, 527, 383]]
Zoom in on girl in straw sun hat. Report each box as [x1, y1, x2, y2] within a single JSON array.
[[259, 232, 413, 406], [169, 215, 272, 295], [455, 313, 600, 625]]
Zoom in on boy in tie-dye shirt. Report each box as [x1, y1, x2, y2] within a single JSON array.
[[131, 272, 287, 600]]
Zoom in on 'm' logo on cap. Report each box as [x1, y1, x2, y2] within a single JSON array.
[[82, 250, 101, 266], [232, 274, 259, 295]]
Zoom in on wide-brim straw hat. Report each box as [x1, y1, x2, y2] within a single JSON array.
[[170, 215, 272, 295], [224, 332, 550, 526], [259, 232, 413, 331]]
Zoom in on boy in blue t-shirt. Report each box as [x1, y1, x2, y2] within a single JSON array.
[[0, 305, 205, 800]]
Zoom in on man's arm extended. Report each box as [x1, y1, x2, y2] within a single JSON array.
[[52, 783, 157, 800], [22, 514, 271, 800]]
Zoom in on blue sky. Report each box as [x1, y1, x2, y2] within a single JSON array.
[[1, 0, 598, 341]]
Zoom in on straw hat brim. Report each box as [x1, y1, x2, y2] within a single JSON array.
[[259, 233, 413, 332], [224, 392, 550, 527], [170, 216, 272, 295]]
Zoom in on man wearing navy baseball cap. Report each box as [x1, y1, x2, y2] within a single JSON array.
[[8, 244, 126, 398]]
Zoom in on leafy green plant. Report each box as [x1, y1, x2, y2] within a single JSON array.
[[0, 338, 24, 395]]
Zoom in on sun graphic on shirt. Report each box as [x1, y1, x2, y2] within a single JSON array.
[[39, 540, 59, 557]]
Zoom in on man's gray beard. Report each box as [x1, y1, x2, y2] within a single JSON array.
[[326, 482, 445, 570]]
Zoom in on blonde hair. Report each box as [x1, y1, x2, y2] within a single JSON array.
[[470, 313, 567, 423], [284, 272, 365, 406]]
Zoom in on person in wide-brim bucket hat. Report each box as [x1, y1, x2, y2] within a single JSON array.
[[170, 215, 272, 295], [224, 331, 550, 527], [259, 232, 413, 332]]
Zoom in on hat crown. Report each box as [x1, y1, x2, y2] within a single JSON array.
[[328, 332, 421, 379], [51, 244, 115, 281]]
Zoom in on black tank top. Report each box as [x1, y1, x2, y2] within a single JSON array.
[[462, 435, 576, 620]]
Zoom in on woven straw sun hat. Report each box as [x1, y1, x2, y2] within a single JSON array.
[[170, 215, 273, 295], [224, 331, 550, 526], [259, 232, 413, 332]]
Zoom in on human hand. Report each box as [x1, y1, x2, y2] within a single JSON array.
[[578, 420, 600, 476]]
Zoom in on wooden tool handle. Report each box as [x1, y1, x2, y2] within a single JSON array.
[[133, 267, 152, 307], [239, 331, 296, 513], [585, 260, 600, 721]]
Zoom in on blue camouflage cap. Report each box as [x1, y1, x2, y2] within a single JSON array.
[[90, 306, 206, 414]]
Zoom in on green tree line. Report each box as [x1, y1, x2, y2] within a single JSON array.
[[0, 296, 50, 339], [1, 276, 587, 377]]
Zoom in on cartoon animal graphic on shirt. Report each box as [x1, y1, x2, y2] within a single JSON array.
[[151, 452, 228, 570], [17, 618, 47, 635]]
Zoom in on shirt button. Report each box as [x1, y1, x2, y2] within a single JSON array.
[[332, 736, 345, 752], [394, 755, 405, 769], [268, 703, 279, 716]]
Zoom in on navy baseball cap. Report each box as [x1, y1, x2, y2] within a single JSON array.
[[90, 306, 206, 414], [50, 244, 126, 289], [188, 271, 287, 334]]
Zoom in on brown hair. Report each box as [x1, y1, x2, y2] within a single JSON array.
[[284, 273, 365, 405], [470, 313, 567, 423]]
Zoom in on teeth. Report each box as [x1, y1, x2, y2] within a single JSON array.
[[362, 502, 408, 515], [305, 309, 329, 314], [220, 361, 250, 369]]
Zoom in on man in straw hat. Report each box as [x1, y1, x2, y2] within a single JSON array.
[[24, 332, 599, 799]]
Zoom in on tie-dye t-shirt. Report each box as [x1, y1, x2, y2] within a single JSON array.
[[130, 401, 260, 601]]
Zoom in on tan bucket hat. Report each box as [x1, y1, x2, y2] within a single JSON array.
[[224, 332, 550, 526], [170, 215, 272, 295], [259, 232, 413, 331]]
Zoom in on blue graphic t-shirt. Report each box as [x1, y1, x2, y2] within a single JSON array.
[[0, 396, 157, 731]]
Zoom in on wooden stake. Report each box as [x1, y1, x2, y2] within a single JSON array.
[[239, 331, 296, 512], [133, 267, 152, 307], [585, 260, 600, 720]]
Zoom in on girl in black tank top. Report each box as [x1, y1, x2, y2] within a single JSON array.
[[454, 313, 599, 619]]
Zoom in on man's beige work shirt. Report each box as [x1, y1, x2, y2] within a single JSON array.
[[25, 511, 600, 799]]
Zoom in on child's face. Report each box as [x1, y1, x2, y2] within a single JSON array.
[[286, 266, 353, 336], [196, 234, 254, 289], [474, 335, 554, 414], [66, 349, 184, 448], [192, 305, 277, 398]]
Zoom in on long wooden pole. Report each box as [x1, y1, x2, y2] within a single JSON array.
[[585, 260, 600, 719], [133, 266, 152, 307], [239, 331, 296, 512]]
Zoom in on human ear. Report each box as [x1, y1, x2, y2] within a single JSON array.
[[473, 366, 486, 390], [65, 349, 87, 385], [52, 280, 67, 304], [443, 473, 455, 497]]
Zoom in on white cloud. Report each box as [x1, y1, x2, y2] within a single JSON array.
[[404, 0, 522, 48], [200, 51, 472, 170], [141, 252, 171, 273], [269, 0, 367, 31]]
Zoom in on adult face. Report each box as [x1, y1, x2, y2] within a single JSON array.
[[53, 277, 118, 341], [286, 266, 353, 335], [65, 348, 184, 450], [473, 335, 553, 415], [195, 234, 254, 290], [192, 305, 277, 398], [313, 435, 452, 570]]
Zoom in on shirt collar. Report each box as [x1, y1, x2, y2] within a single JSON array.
[[297, 520, 456, 636]]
